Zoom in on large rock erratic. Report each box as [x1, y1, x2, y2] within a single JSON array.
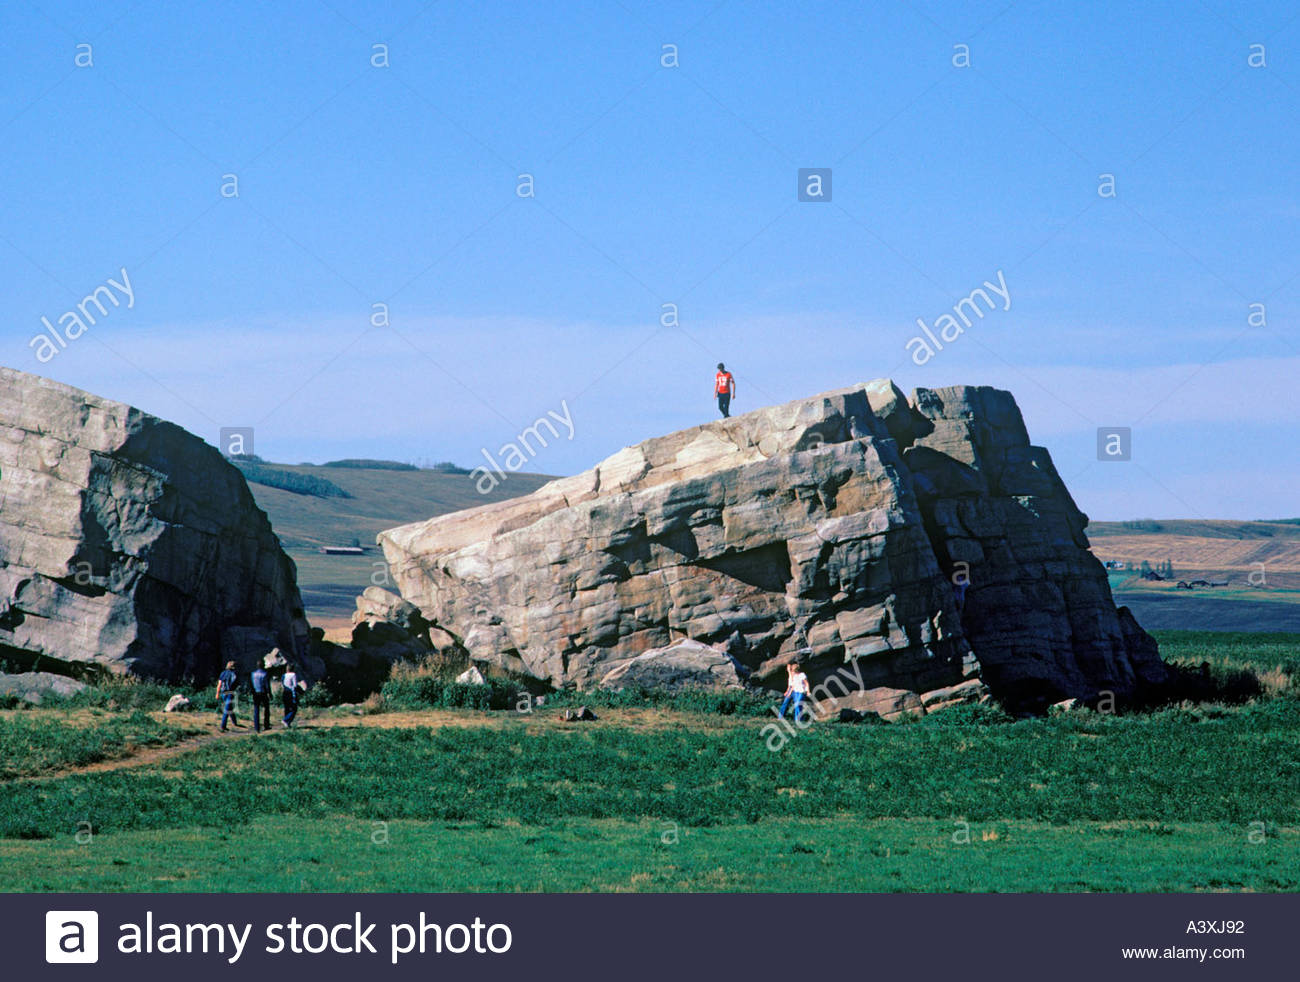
[[0, 367, 306, 683], [379, 381, 1169, 711]]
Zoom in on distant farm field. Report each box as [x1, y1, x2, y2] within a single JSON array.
[[242, 462, 553, 628], [2, 631, 1296, 893]]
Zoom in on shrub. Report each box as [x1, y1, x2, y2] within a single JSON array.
[[1160, 661, 1264, 706], [380, 675, 518, 711], [53, 674, 200, 712], [299, 682, 338, 708], [918, 702, 1015, 726]]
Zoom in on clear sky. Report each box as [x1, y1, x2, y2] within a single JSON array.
[[2, 1, 1297, 520]]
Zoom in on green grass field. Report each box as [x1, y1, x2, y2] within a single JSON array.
[[1, 631, 1296, 892]]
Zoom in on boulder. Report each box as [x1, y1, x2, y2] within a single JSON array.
[[163, 694, 192, 713], [380, 384, 975, 695], [455, 665, 487, 686], [352, 585, 430, 637], [374, 381, 1171, 712], [812, 685, 926, 722], [350, 586, 446, 662], [597, 639, 747, 692], [0, 671, 87, 704], [919, 678, 991, 713], [0, 367, 307, 684]]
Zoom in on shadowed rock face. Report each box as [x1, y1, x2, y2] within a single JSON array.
[[904, 385, 1169, 710], [0, 367, 305, 683], [378, 380, 1169, 711]]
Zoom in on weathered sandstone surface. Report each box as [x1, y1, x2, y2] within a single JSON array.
[[379, 381, 1170, 711], [0, 367, 307, 682]]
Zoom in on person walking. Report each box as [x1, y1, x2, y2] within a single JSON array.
[[250, 660, 271, 733], [216, 661, 241, 732], [714, 363, 736, 418], [281, 666, 301, 728], [777, 661, 811, 724]]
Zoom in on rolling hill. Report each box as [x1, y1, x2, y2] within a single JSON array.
[[1088, 519, 1300, 631], [243, 461, 552, 631]]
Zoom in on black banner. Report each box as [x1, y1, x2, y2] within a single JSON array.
[[11, 893, 1289, 979]]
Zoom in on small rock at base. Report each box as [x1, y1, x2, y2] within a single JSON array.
[[455, 666, 487, 686]]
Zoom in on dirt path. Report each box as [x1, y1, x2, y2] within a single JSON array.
[[32, 725, 279, 782], [26, 705, 757, 781]]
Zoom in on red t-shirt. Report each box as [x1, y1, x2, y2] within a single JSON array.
[[715, 371, 734, 395]]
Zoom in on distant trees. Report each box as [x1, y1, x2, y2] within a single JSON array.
[[231, 460, 351, 498], [322, 459, 418, 471], [1121, 519, 1164, 532], [319, 458, 473, 474], [1138, 559, 1175, 579]]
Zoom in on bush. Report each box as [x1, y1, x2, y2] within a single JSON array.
[[425, 462, 471, 474], [298, 682, 338, 708], [1159, 661, 1265, 706], [53, 675, 205, 712], [380, 675, 519, 711], [918, 702, 1015, 726], [230, 460, 350, 498]]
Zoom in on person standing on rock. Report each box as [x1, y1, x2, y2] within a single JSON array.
[[715, 363, 736, 418], [778, 662, 811, 723], [216, 661, 241, 732], [281, 666, 301, 728], [250, 660, 271, 733]]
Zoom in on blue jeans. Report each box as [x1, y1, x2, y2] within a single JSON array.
[[282, 689, 298, 726], [252, 692, 271, 732], [219, 693, 237, 730], [778, 691, 806, 722]]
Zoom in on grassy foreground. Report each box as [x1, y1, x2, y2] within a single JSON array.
[[0, 630, 1296, 892], [3, 815, 1294, 893]]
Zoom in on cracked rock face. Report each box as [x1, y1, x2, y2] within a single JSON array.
[[903, 385, 1169, 708], [379, 380, 1169, 710], [0, 367, 305, 683]]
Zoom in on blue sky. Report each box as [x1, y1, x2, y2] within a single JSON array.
[[2, 1, 1297, 520]]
